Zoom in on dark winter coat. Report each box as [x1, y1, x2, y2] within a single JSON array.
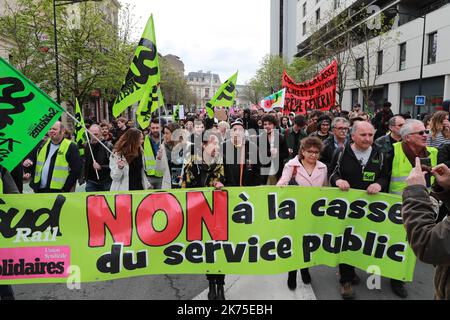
[[438, 143, 450, 168], [222, 140, 261, 187], [258, 131, 289, 184], [329, 142, 391, 192], [287, 127, 308, 158], [374, 134, 399, 155], [320, 135, 347, 169], [84, 140, 113, 184], [402, 185, 450, 300]]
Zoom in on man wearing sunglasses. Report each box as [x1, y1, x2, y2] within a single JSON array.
[[387, 119, 439, 298]]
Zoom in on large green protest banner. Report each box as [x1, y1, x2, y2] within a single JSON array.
[[0, 187, 416, 285], [0, 57, 64, 171]]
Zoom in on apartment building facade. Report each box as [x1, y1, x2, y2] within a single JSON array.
[[186, 71, 222, 107], [277, 0, 450, 116]]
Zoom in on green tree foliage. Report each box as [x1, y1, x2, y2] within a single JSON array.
[[0, 0, 55, 94], [0, 0, 134, 109], [160, 57, 196, 108], [245, 55, 316, 105]]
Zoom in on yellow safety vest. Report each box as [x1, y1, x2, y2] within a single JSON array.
[[389, 142, 438, 195], [144, 136, 163, 178], [34, 139, 72, 190]]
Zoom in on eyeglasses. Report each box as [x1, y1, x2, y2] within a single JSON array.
[[409, 130, 430, 136], [304, 150, 320, 156], [334, 127, 349, 131]]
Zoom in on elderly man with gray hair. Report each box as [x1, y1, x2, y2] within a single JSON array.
[[375, 115, 406, 154], [329, 120, 391, 299], [389, 119, 438, 195], [320, 117, 350, 169], [386, 119, 439, 298], [84, 124, 113, 192], [217, 121, 230, 142]]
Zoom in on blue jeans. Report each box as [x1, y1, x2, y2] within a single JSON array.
[[85, 180, 112, 192]]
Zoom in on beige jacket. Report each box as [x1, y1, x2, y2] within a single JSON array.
[[109, 152, 151, 191]]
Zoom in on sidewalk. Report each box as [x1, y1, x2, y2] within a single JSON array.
[[193, 274, 317, 300]]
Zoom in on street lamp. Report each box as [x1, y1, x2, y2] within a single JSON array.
[[389, 8, 426, 117], [52, 0, 102, 105]]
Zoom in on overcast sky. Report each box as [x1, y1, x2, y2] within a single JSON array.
[[128, 0, 270, 85]]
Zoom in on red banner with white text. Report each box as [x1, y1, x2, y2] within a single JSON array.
[[283, 61, 338, 115]]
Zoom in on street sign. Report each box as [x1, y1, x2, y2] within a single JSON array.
[[415, 95, 426, 106]]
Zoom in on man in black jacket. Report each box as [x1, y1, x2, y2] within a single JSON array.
[[320, 117, 350, 169], [259, 114, 289, 185], [25, 121, 82, 193], [222, 120, 261, 186], [374, 115, 405, 155], [210, 120, 260, 300], [438, 143, 450, 168], [373, 101, 394, 140], [84, 124, 113, 192], [287, 115, 308, 159], [0, 165, 19, 300], [242, 109, 258, 131], [329, 121, 391, 300]]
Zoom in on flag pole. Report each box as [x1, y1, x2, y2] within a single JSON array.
[[75, 99, 100, 180], [157, 93, 162, 146], [65, 111, 113, 156], [84, 129, 100, 180]]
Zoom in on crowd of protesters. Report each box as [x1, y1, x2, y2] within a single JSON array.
[[1, 101, 450, 300]]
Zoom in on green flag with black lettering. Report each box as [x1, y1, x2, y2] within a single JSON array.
[[113, 15, 160, 118], [205, 71, 238, 119], [74, 98, 85, 156], [0, 57, 64, 171], [136, 86, 164, 130], [173, 104, 180, 122]]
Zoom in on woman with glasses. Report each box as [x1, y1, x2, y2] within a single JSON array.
[[427, 111, 450, 148], [277, 137, 328, 290]]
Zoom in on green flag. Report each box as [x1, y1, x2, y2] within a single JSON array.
[[155, 86, 164, 113], [136, 86, 164, 130], [113, 15, 160, 117], [173, 104, 180, 122], [0, 57, 64, 171], [74, 98, 86, 156], [205, 71, 238, 119]]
